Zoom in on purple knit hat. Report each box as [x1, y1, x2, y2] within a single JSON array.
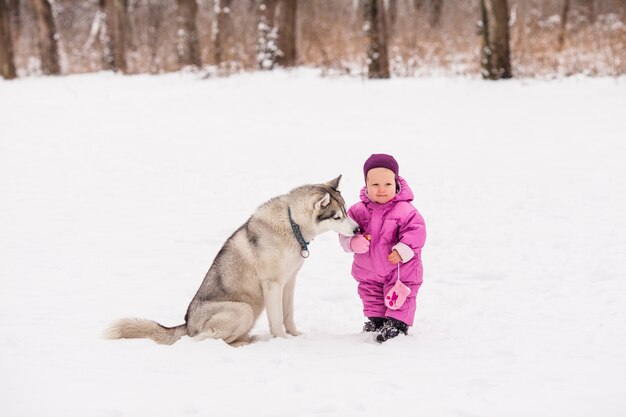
[[363, 153, 399, 181]]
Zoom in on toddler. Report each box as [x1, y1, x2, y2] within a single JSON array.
[[339, 154, 426, 342]]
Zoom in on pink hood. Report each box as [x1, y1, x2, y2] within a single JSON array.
[[359, 176, 414, 206]]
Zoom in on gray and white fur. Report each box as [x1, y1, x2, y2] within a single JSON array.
[[105, 176, 359, 347]]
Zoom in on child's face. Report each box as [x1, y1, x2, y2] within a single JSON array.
[[366, 167, 397, 204]]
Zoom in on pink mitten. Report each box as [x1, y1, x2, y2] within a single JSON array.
[[385, 279, 411, 310], [350, 235, 370, 254]]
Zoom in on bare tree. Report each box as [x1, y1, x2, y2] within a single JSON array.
[[31, 0, 60, 75], [430, 0, 442, 27], [101, 0, 128, 73], [0, 0, 17, 79], [479, 0, 512, 79], [388, 0, 398, 36], [7, 0, 19, 45], [212, 0, 233, 66], [275, 0, 296, 67], [414, 0, 443, 27], [364, 0, 390, 79], [413, 0, 426, 9], [176, 0, 201, 68], [257, 0, 297, 70], [584, 0, 596, 24], [146, 0, 166, 73], [558, 0, 570, 50]]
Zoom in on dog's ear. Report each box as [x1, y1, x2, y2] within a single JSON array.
[[314, 193, 331, 210], [325, 175, 342, 190]]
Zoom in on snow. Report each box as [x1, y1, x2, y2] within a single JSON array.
[[1, 70, 625, 417]]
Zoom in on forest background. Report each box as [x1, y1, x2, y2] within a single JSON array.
[[0, 0, 624, 80]]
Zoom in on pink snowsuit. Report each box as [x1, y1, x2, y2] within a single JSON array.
[[339, 176, 426, 326]]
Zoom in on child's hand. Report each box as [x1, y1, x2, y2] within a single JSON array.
[[387, 249, 402, 264], [350, 235, 370, 254]]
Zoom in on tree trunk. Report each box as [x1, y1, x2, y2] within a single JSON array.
[[0, 0, 17, 79], [413, 0, 441, 27], [558, 0, 570, 50], [257, 0, 297, 70], [146, 0, 165, 73], [364, 0, 389, 79], [101, 0, 128, 73], [429, 0, 442, 28], [479, 0, 512, 80], [31, 0, 60, 75], [413, 0, 426, 10], [274, 0, 296, 67], [584, 0, 596, 24], [176, 0, 201, 68], [97, 0, 113, 71], [388, 0, 398, 37], [212, 0, 233, 66], [8, 0, 19, 46]]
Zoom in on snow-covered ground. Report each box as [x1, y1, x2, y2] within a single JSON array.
[[1, 70, 625, 417]]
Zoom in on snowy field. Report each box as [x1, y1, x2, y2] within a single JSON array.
[[1, 70, 625, 417]]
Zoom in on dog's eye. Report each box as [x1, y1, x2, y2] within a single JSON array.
[[333, 215, 342, 220]]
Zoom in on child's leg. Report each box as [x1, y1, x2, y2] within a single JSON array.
[[357, 281, 387, 319], [383, 282, 421, 326]]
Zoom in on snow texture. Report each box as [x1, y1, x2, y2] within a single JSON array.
[[1, 70, 625, 417]]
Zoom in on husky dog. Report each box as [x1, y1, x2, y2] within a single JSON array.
[[105, 176, 359, 346]]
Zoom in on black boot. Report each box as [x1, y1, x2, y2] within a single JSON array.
[[376, 318, 408, 343], [362, 317, 385, 332]]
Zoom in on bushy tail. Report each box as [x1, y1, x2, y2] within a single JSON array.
[[104, 319, 187, 345]]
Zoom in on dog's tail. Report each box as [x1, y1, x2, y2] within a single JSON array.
[[104, 319, 187, 345]]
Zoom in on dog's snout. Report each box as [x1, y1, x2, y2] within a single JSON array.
[[353, 226, 361, 235]]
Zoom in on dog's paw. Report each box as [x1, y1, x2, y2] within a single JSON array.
[[229, 339, 251, 347], [286, 328, 302, 336]]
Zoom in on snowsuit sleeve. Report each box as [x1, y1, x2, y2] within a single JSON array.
[[347, 204, 361, 226], [338, 234, 353, 252], [392, 207, 426, 262], [338, 203, 365, 253]]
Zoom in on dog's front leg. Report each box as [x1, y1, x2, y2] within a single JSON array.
[[262, 280, 288, 338], [283, 276, 301, 336]]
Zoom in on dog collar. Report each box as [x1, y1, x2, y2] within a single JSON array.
[[288, 207, 310, 258]]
